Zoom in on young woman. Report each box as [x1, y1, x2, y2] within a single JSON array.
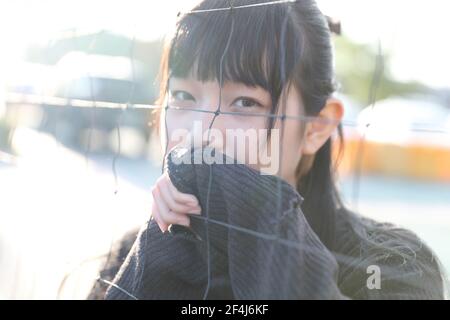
[[90, 0, 446, 300]]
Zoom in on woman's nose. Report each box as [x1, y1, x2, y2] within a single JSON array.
[[189, 110, 220, 144], [191, 95, 223, 126]]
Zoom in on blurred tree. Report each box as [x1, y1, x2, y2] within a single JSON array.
[[334, 36, 429, 107]]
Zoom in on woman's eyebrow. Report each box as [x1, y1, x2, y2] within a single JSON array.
[[168, 78, 192, 91], [169, 76, 202, 87], [169, 76, 185, 84], [224, 80, 269, 92], [224, 82, 271, 97]]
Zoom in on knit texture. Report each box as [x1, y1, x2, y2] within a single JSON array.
[[98, 146, 445, 300]]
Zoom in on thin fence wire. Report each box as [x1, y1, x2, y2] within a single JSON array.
[[5, 93, 449, 134], [351, 38, 384, 211]]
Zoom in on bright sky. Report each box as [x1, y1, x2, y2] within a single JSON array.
[[0, 0, 449, 88]]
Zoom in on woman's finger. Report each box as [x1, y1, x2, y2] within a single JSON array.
[[159, 178, 200, 213], [151, 197, 169, 233], [154, 186, 191, 227], [165, 174, 199, 206]]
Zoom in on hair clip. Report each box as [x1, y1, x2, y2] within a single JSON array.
[[325, 15, 341, 36]]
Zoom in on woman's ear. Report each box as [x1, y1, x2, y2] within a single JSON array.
[[301, 97, 344, 155]]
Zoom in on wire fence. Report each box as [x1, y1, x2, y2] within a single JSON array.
[[1, 0, 449, 300]]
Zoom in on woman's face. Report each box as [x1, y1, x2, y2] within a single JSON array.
[[160, 76, 307, 187]]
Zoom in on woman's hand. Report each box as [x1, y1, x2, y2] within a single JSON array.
[[150, 172, 202, 233]]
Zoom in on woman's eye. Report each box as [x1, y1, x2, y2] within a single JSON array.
[[170, 90, 195, 102], [232, 97, 262, 108]]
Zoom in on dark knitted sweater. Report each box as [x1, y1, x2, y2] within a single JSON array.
[[93, 147, 444, 300]]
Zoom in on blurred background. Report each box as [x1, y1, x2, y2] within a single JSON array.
[[0, 0, 449, 299]]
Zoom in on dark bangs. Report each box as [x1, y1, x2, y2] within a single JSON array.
[[167, 0, 304, 113]]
